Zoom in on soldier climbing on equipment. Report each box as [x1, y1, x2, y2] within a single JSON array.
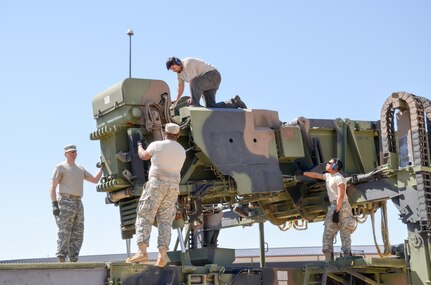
[[166, 56, 247, 109]]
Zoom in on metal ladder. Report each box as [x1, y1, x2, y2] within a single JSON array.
[[303, 263, 328, 285]]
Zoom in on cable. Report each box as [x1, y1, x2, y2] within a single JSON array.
[[370, 202, 391, 258]]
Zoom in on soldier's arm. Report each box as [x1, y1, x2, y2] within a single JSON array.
[[303, 171, 325, 180], [85, 169, 103, 184], [137, 142, 151, 160], [49, 179, 59, 202], [336, 183, 346, 211], [175, 80, 185, 101]]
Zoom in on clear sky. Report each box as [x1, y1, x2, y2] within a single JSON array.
[[1, 1, 430, 260]]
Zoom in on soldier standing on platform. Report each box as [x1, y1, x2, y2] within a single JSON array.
[[126, 123, 186, 267], [303, 158, 353, 261], [49, 144, 103, 262]]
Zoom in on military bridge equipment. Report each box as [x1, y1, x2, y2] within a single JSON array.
[[88, 78, 431, 285]]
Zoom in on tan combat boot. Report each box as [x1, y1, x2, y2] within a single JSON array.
[[324, 251, 334, 262], [126, 243, 149, 263], [155, 247, 168, 267]]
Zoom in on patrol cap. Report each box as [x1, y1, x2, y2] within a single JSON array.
[[64, 144, 77, 153], [165, 123, 180, 134]]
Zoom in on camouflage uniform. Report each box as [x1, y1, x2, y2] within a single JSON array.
[[135, 177, 179, 249], [322, 201, 353, 259], [51, 155, 95, 262], [55, 195, 84, 262]]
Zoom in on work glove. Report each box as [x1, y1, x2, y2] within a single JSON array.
[[52, 201, 60, 216], [332, 209, 340, 223]]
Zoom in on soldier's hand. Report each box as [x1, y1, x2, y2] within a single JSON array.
[[294, 168, 305, 181], [294, 174, 305, 181], [52, 201, 60, 216], [332, 209, 340, 223]]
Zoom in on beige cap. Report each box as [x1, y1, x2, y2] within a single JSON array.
[[165, 123, 180, 134], [64, 144, 77, 153]]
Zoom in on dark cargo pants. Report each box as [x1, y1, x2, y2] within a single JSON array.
[[190, 70, 236, 108]]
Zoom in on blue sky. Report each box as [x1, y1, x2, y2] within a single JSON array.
[[1, 1, 430, 260]]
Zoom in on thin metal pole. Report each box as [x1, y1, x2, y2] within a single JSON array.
[[125, 28, 133, 257], [127, 29, 134, 78], [128, 36, 131, 77], [126, 238, 131, 257], [259, 222, 266, 267]]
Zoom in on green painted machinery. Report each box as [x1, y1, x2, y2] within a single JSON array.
[[91, 78, 431, 285]]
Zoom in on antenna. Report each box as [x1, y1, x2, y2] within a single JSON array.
[[127, 29, 134, 78]]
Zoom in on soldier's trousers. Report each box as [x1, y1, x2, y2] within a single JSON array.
[[190, 70, 233, 108], [135, 177, 179, 249], [322, 201, 352, 256], [55, 198, 84, 261]]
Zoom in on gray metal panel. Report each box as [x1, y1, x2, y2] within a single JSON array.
[[0, 266, 107, 285], [190, 108, 284, 194]]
